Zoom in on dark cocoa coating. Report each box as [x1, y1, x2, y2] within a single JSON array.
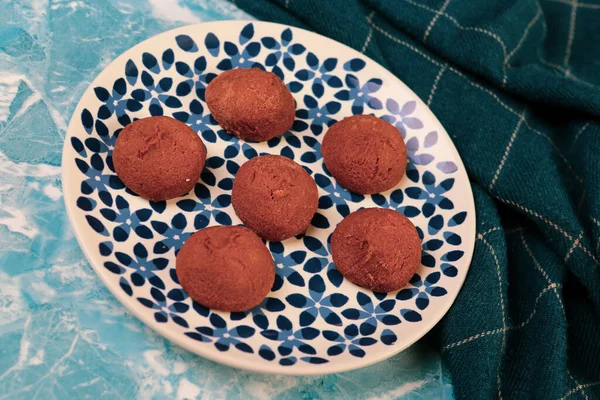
[[112, 116, 206, 201], [331, 208, 421, 292], [205, 68, 295, 142], [176, 226, 275, 312], [232, 155, 318, 242], [321, 115, 407, 194]]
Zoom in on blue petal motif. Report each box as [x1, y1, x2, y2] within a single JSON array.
[[343, 58, 366, 72], [125, 60, 138, 85], [176, 35, 198, 52], [205, 33, 220, 56], [437, 161, 459, 174], [381, 329, 397, 345], [401, 309, 423, 322], [142, 53, 159, 73], [448, 212, 467, 226]]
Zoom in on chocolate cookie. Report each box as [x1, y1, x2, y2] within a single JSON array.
[[232, 155, 318, 241], [321, 115, 407, 194], [205, 68, 295, 142], [112, 116, 206, 201], [176, 226, 275, 312], [331, 208, 421, 292]]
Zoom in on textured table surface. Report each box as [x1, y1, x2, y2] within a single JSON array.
[[0, 1, 453, 398]]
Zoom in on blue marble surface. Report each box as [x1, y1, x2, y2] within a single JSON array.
[[0, 1, 453, 398]]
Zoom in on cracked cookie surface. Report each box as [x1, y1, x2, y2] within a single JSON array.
[[331, 208, 421, 292], [113, 116, 206, 201], [232, 155, 318, 241], [321, 115, 407, 195], [176, 226, 274, 312]]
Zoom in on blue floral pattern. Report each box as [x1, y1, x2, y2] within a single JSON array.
[[65, 22, 474, 372], [218, 24, 262, 71], [295, 94, 341, 136], [324, 324, 378, 358], [138, 286, 190, 327], [261, 315, 320, 358], [100, 195, 153, 242], [261, 27, 306, 79], [95, 77, 142, 127], [189, 313, 255, 353], [173, 99, 217, 143], [335, 73, 383, 114], [405, 171, 455, 218], [130, 52, 183, 117], [342, 292, 402, 335], [314, 173, 364, 217], [397, 272, 448, 311], [106, 243, 168, 289], [382, 99, 423, 137], [286, 275, 349, 326]]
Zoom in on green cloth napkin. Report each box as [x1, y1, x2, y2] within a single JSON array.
[[230, 0, 600, 398]]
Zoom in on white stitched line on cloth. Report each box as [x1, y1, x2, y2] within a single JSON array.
[[539, 57, 596, 88], [447, 66, 583, 183], [443, 327, 504, 351], [479, 235, 506, 399], [564, 230, 584, 262], [443, 283, 559, 351], [489, 110, 527, 191], [530, 257, 586, 400], [481, 226, 502, 237], [519, 231, 567, 317], [519, 119, 583, 183], [361, 28, 373, 53], [496, 196, 600, 265], [524, 121, 583, 183], [447, 65, 517, 112], [540, 58, 564, 72], [497, 196, 572, 239], [547, 0, 598, 7], [367, 17, 443, 67], [565, 0, 578, 69], [514, 284, 558, 329], [524, 228, 590, 400], [427, 63, 448, 105], [361, 11, 376, 53], [567, 370, 590, 400], [423, 0, 452, 42], [400, 0, 508, 85], [365, 18, 584, 183], [537, 14, 596, 88], [560, 381, 600, 400], [505, 4, 542, 64], [479, 236, 507, 327], [577, 1, 600, 8], [570, 122, 589, 153]]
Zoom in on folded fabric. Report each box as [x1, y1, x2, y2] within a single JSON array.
[[229, 0, 600, 398]]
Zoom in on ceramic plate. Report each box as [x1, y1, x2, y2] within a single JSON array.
[[62, 20, 475, 375]]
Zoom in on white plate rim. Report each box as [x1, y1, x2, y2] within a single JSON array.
[[61, 20, 476, 376]]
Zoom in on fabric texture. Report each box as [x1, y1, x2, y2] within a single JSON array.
[[228, 0, 600, 399]]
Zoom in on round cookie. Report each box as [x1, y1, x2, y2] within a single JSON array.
[[113, 116, 206, 201], [205, 68, 295, 142], [331, 208, 421, 292], [176, 226, 275, 312], [232, 155, 318, 241], [321, 115, 407, 194]]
